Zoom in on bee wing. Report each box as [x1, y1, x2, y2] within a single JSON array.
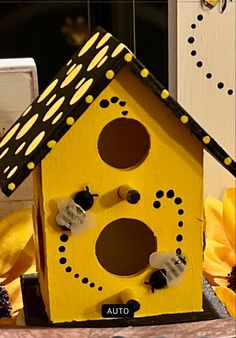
[[166, 275, 182, 287], [166, 262, 186, 287], [56, 198, 84, 230], [56, 197, 72, 211], [149, 252, 176, 269], [71, 213, 96, 236], [56, 198, 74, 228]]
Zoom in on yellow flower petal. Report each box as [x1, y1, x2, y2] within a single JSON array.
[[3, 236, 35, 284], [203, 238, 233, 278], [214, 286, 236, 317], [0, 250, 36, 320], [204, 195, 232, 250], [0, 208, 33, 276], [223, 188, 236, 251]]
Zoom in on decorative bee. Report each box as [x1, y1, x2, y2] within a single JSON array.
[[74, 186, 99, 211], [56, 186, 98, 235], [145, 252, 186, 292], [144, 269, 168, 293], [201, 0, 232, 13]]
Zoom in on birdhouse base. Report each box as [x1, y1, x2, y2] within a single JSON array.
[[20, 274, 229, 327]]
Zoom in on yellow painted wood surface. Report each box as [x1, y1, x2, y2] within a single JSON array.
[[36, 66, 203, 322]]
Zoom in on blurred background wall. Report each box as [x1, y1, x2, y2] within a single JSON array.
[[0, 1, 168, 91]]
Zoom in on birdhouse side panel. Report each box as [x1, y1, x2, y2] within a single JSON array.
[[39, 66, 203, 322], [32, 164, 50, 314]]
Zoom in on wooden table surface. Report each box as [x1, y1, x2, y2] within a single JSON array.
[[0, 318, 235, 337]]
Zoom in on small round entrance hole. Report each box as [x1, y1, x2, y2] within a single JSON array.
[[95, 218, 157, 276], [97, 118, 150, 169]]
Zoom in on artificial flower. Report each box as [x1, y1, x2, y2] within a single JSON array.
[[0, 208, 36, 326], [203, 188, 236, 316]]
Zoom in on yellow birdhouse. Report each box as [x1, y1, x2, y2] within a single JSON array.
[[0, 28, 235, 325]]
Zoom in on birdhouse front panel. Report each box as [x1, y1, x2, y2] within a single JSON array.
[[35, 65, 203, 323]]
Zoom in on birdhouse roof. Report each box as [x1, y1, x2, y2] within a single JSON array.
[[0, 27, 235, 196]]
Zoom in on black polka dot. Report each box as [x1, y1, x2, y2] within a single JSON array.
[[196, 61, 203, 68], [65, 266, 72, 273], [217, 82, 224, 89], [100, 99, 109, 108], [98, 286, 103, 291], [153, 201, 161, 209], [60, 234, 68, 242], [188, 37, 195, 44], [82, 277, 88, 284], [174, 197, 182, 205], [197, 14, 203, 21], [167, 190, 175, 198], [90, 283, 95, 288], [176, 234, 183, 242], [110, 96, 119, 103], [58, 246, 65, 252], [191, 50, 197, 56], [119, 101, 126, 107], [74, 273, 79, 278], [206, 73, 212, 79], [59, 257, 67, 264], [156, 190, 164, 198], [176, 248, 182, 255], [228, 89, 233, 95], [178, 221, 183, 227], [122, 110, 128, 116], [191, 23, 196, 29], [178, 209, 184, 215]]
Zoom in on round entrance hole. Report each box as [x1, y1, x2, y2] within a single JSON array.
[[95, 218, 157, 276], [97, 118, 150, 169]]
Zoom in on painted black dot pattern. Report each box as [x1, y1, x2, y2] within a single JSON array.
[[110, 96, 119, 103], [189, 15, 234, 96], [197, 14, 203, 21], [174, 197, 182, 205], [166, 190, 174, 198], [119, 101, 126, 107], [156, 190, 164, 198], [217, 82, 224, 89], [58, 245, 66, 252], [100, 99, 109, 108], [153, 201, 161, 209], [188, 37, 195, 44], [153, 189, 184, 252], [59, 257, 67, 264], [176, 234, 183, 242], [58, 233, 103, 292], [176, 248, 182, 255], [196, 61, 203, 68], [99, 97, 128, 116], [60, 234, 69, 242], [178, 209, 184, 215]]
